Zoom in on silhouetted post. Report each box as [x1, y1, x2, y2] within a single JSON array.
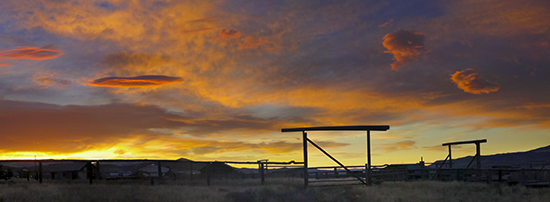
[[188, 161, 193, 182], [87, 162, 93, 184], [206, 163, 211, 186], [448, 145, 452, 168], [366, 130, 372, 186], [97, 161, 102, 180], [157, 161, 162, 180], [303, 131, 308, 188], [259, 162, 265, 185], [476, 142, 481, 169], [38, 161, 43, 184]]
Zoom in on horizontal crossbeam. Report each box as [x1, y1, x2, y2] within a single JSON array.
[[442, 139, 487, 146], [282, 125, 389, 132]]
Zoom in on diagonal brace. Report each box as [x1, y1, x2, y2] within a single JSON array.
[[306, 138, 367, 186]]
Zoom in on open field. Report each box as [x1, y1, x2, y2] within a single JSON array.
[[1, 179, 549, 202]]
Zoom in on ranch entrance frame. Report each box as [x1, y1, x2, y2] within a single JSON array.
[[281, 125, 390, 187]]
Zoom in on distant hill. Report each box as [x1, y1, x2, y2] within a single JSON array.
[[429, 145, 550, 169]]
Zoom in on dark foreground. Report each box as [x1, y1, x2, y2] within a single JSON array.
[[1, 179, 549, 202]]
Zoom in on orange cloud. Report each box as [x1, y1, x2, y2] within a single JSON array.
[[0, 47, 63, 61], [187, 17, 219, 23], [382, 30, 427, 70], [180, 27, 216, 35], [379, 140, 416, 153], [451, 68, 499, 94], [239, 36, 272, 50], [88, 75, 184, 87], [210, 29, 242, 41], [378, 19, 393, 28], [34, 77, 71, 89]]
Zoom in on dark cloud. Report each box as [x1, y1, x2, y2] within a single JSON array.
[[0, 100, 321, 154], [382, 30, 427, 70], [88, 75, 184, 87], [0, 100, 185, 153], [210, 29, 241, 41], [451, 68, 499, 94]]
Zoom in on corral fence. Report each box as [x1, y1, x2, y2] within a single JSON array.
[[302, 164, 550, 187], [2, 159, 549, 188], [0, 159, 304, 186]]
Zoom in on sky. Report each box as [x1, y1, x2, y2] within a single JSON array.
[[0, 0, 549, 167]]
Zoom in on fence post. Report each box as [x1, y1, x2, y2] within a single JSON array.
[[97, 161, 102, 180], [87, 161, 93, 184], [259, 162, 265, 185], [38, 161, 42, 184], [206, 163, 211, 186], [366, 130, 372, 186], [303, 131, 308, 188], [189, 162, 193, 182], [157, 161, 162, 181]]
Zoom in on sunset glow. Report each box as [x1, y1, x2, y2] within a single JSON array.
[[0, 0, 549, 167]]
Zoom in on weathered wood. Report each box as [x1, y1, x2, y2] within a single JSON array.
[[38, 161, 42, 183], [306, 137, 367, 186], [282, 125, 389, 132], [448, 145, 452, 168], [87, 162, 93, 184], [442, 139, 487, 146], [367, 130, 372, 186], [157, 161, 162, 180], [303, 131, 308, 188], [259, 162, 265, 185]]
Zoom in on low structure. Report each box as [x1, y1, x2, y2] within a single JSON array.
[[43, 162, 98, 180]]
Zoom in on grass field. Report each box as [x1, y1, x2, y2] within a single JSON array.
[[1, 179, 549, 202]]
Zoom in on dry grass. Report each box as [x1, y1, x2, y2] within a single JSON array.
[[1, 179, 549, 202]]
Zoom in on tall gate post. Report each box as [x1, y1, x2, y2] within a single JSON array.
[[366, 130, 372, 186], [38, 161, 42, 184], [303, 131, 308, 188], [448, 145, 452, 168]]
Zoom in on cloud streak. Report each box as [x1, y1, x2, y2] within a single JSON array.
[[88, 75, 184, 87], [0, 47, 63, 63], [451, 68, 499, 94], [382, 30, 427, 70], [379, 140, 417, 153], [210, 29, 241, 41]]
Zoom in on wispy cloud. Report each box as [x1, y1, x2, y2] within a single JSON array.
[[379, 140, 417, 153], [383, 30, 427, 70], [0, 47, 63, 63], [451, 68, 499, 94], [34, 77, 71, 89], [88, 75, 184, 87], [239, 36, 273, 50], [210, 29, 241, 41]]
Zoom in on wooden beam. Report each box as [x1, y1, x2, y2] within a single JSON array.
[[282, 125, 389, 132], [303, 131, 308, 188], [442, 139, 487, 146]]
